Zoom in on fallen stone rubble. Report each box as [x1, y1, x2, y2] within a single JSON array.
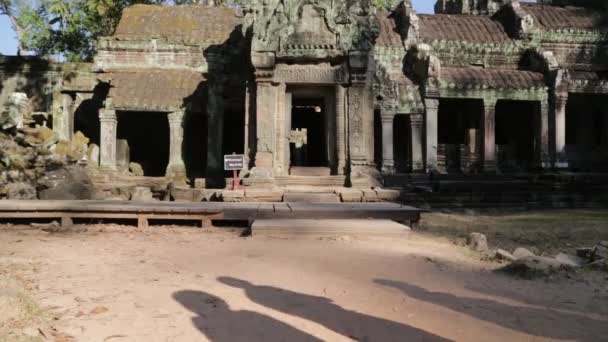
[[466, 233, 607, 277], [0, 97, 95, 200]]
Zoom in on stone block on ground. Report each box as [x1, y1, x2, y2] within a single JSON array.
[[467, 232, 489, 253], [245, 188, 283, 202], [361, 189, 379, 202], [220, 190, 245, 202], [171, 187, 209, 202], [252, 219, 411, 237], [494, 249, 516, 262], [339, 188, 363, 202], [555, 253, 585, 268], [594, 244, 608, 261], [38, 166, 94, 200], [374, 188, 401, 202], [503, 255, 574, 277], [513, 247, 535, 260], [4, 182, 37, 199], [129, 162, 144, 176], [130, 186, 155, 201]]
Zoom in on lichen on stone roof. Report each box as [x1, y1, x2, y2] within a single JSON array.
[[440, 67, 546, 90], [112, 4, 241, 45], [418, 13, 512, 43], [99, 69, 206, 112], [522, 3, 607, 32]]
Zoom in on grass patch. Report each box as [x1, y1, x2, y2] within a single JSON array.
[[420, 209, 608, 255]]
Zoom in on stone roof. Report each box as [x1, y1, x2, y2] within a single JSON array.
[[113, 5, 240, 45], [376, 12, 402, 48], [522, 3, 607, 31], [418, 14, 512, 43], [100, 69, 206, 112], [440, 67, 546, 90]]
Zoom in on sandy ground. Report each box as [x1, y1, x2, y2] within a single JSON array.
[[1, 224, 607, 342]]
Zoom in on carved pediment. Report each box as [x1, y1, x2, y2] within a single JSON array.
[[283, 5, 337, 50]]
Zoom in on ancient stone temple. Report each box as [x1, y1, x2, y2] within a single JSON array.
[[3, 0, 608, 202]]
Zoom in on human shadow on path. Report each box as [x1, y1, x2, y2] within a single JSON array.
[[218, 277, 452, 342], [173, 290, 320, 342], [375, 279, 608, 342]]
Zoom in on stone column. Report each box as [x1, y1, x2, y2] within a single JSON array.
[[54, 93, 74, 141], [166, 110, 186, 181], [424, 98, 439, 173], [410, 114, 424, 172], [381, 110, 396, 174], [554, 94, 568, 168], [482, 99, 497, 172], [247, 81, 277, 184], [335, 85, 347, 175], [99, 108, 117, 171], [538, 99, 550, 169]]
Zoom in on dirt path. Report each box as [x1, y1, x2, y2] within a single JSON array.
[[1, 225, 607, 342]]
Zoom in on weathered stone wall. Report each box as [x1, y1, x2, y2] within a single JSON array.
[[0, 56, 62, 114]]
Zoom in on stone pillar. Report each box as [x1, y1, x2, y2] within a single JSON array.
[[538, 99, 550, 169], [99, 108, 117, 171], [410, 114, 424, 172], [166, 110, 187, 181], [54, 93, 74, 141], [273, 83, 287, 176], [206, 79, 224, 186], [335, 85, 347, 175], [348, 81, 380, 187], [482, 99, 497, 172], [380, 110, 396, 174], [423, 98, 439, 173], [248, 81, 277, 184], [554, 94, 568, 168]]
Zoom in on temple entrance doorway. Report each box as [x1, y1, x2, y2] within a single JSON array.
[[495, 100, 536, 172], [566, 93, 608, 171], [437, 98, 482, 173], [117, 111, 169, 177], [290, 98, 327, 168]]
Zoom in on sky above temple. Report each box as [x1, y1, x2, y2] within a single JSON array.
[[0, 1, 500, 56]]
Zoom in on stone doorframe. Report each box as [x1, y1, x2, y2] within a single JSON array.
[[282, 86, 338, 175]]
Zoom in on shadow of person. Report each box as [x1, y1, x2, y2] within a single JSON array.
[[173, 290, 320, 342], [375, 279, 608, 342], [218, 277, 451, 342]]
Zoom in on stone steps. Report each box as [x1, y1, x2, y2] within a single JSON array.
[[276, 176, 346, 187], [283, 192, 340, 203], [251, 219, 411, 237]]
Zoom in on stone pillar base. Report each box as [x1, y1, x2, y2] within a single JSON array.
[[350, 165, 382, 188], [381, 164, 395, 175], [166, 164, 187, 184], [242, 167, 275, 187]]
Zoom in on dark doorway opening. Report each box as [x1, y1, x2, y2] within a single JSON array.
[[290, 98, 327, 167], [394, 115, 410, 173], [495, 100, 536, 171], [438, 98, 482, 173], [566, 93, 608, 171], [117, 111, 169, 177]]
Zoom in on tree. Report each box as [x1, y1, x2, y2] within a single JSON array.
[[14, 0, 165, 62], [0, 0, 27, 55]]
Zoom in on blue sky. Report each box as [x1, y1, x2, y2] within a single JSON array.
[[0, 0, 435, 55]]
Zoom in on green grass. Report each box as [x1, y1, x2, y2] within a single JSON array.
[[420, 209, 608, 255]]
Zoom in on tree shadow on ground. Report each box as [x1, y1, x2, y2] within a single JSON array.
[[217, 277, 452, 342], [375, 279, 608, 342], [173, 290, 320, 342]]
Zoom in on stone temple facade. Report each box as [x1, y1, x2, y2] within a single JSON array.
[[7, 0, 608, 192]]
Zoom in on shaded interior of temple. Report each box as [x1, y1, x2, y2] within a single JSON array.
[[566, 93, 608, 171], [117, 111, 169, 177], [495, 100, 536, 171], [290, 98, 327, 168]]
